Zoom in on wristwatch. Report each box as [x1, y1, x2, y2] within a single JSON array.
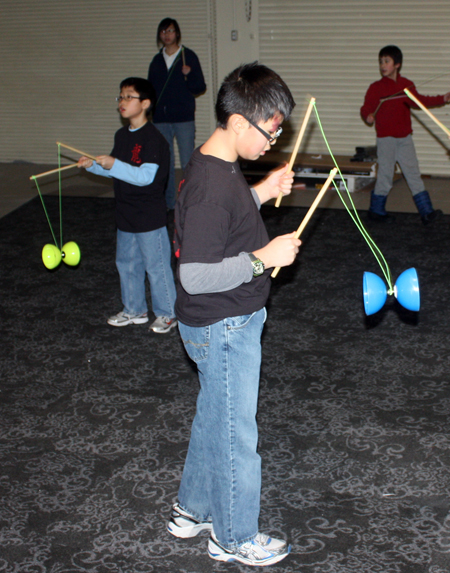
[[248, 253, 265, 277]]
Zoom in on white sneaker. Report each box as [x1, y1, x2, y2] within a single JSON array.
[[208, 531, 290, 566], [167, 503, 212, 538], [149, 316, 178, 333], [107, 311, 148, 327]]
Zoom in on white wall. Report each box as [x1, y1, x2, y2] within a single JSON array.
[[215, 0, 260, 88], [1, 0, 450, 175], [0, 0, 214, 165], [259, 0, 450, 176]]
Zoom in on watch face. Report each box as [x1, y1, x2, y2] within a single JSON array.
[[249, 253, 265, 276], [252, 260, 265, 276]]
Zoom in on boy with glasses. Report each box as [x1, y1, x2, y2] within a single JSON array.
[[78, 77, 177, 333], [168, 62, 300, 566]]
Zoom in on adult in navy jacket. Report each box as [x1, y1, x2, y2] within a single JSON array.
[[148, 18, 206, 209]]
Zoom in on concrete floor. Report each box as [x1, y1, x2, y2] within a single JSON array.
[[1, 161, 449, 220]]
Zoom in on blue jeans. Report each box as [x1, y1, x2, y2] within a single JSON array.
[[177, 308, 267, 549], [116, 227, 176, 318], [154, 121, 195, 209]]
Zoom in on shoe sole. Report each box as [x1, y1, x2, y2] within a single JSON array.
[[150, 322, 178, 334], [107, 317, 149, 327], [208, 539, 291, 566], [167, 521, 212, 538]]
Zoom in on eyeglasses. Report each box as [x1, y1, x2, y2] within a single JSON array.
[[116, 95, 141, 103], [243, 116, 283, 143], [161, 28, 176, 34]]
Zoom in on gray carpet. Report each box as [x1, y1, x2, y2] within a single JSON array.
[[1, 196, 450, 572]]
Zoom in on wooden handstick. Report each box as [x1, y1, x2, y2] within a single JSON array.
[[372, 98, 385, 118], [271, 167, 338, 278], [30, 163, 79, 180], [275, 97, 316, 208], [373, 88, 411, 118], [404, 89, 450, 138], [373, 95, 403, 118], [56, 142, 97, 161]]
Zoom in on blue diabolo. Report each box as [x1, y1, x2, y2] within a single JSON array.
[[395, 267, 420, 312], [363, 268, 420, 316], [363, 272, 387, 315]]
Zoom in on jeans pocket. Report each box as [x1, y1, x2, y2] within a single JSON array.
[[226, 308, 267, 331], [179, 323, 210, 363]]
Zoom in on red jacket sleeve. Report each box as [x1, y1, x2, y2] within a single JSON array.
[[404, 83, 445, 109], [361, 82, 380, 120]]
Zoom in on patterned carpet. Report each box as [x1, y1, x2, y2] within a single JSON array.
[[1, 195, 450, 573]]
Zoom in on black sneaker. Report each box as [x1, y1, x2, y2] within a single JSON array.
[[422, 209, 443, 225], [367, 210, 396, 223]]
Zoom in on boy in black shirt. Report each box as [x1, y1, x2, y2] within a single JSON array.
[[168, 63, 301, 566], [78, 77, 177, 333]]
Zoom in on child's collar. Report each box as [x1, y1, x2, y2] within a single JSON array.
[[128, 119, 148, 132]]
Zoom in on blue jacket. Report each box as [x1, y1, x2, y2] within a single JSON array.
[[148, 46, 206, 124]]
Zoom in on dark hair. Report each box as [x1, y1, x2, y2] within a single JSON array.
[[379, 45, 403, 67], [120, 77, 156, 114], [215, 62, 295, 128], [156, 18, 181, 47]]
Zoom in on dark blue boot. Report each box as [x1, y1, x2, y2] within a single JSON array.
[[368, 192, 395, 223], [413, 190, 442, 225]]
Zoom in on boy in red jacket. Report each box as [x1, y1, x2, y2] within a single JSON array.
[[361, 45, 450, 224]]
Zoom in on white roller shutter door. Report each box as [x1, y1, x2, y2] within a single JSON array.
[[259, 0, 450, 175]]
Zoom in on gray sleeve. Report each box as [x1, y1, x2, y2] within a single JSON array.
[[250, 187, 261, 209], [179, 252, 254, 295]]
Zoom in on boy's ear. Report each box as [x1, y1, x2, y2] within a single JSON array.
[[141, 98, 151, 110], [229, 114, 248, 135]]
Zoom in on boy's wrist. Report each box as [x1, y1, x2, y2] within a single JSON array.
[[248, 253, 265, 277]]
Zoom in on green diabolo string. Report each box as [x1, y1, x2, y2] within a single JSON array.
[[58, 143, 63, 249], [32, 177, 59, 249], [32, 144, 81, 270], [311, 102, 394, 294]]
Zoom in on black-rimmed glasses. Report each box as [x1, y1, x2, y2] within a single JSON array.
[[116, 95, 141, 103], [243, 116, 283, 143]]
